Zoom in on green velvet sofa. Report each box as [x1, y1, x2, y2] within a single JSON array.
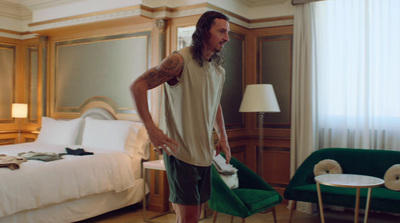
[[284, 148, 400, 220]]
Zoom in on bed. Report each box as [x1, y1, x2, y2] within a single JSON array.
[[0, 107, 150, 223]]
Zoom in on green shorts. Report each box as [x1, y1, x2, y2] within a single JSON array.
[[163, 155, 211, 205]]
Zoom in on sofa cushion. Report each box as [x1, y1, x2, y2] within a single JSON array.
[[233, 189, 281, 212], [314, 159, 342, 176], [384, 164, 400, 191]]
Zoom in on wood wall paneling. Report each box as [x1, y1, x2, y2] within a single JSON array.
[[26, 45, 39, 123], [22, 38, 42, 133], [0, 37, 29, 140], [262, 147, 290, 201], [253, 26, 293, 198], [0, 36, 42, 139], [221, 31, 245, 130], [230, 139, 257, 172], [0, 43, 16, 122], [0, 133, 17, 145], [38, 36, 49, 118], [262, 147, 291, 184], [22, 132, 38, 143], [258, 34, 293, 129]]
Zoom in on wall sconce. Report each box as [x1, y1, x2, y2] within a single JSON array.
[[239, 84, 280, 176], [12, 103, 28, 143]]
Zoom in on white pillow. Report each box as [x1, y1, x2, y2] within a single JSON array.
[[81, 118, 134, 152], [124, 124, 150, 159], [384, 164, 400, 191], [36, 117, 83, 145], [313, 159, 343, 176]]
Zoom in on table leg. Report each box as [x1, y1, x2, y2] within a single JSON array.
[[143, 167, 147, 221], [364, 187, 372, 223], [354, 188, 360, 223], [316, 182, 325, 223]]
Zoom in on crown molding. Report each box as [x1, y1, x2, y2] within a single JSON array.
[[0, 1, 293, 38], [0, 0, 31, 19], [0, 29, 37, 39], [4, 0, 82, 10], [28, 3, 293, 32], [234, 0, 288, 7]]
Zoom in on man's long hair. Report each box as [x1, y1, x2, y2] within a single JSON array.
[[191, 11, 229, 67]]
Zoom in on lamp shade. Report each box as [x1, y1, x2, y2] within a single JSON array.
[[12, 103, 28, 118], [239, 84, 280, 113]]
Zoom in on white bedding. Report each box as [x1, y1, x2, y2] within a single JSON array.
[[0, 178, 147, 223], [0, 142, 137, 218]]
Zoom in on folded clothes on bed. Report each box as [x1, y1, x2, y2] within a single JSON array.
[[17, 148, 93, 163], [18, 151, 62, 162], [0, 154, 27, 170]]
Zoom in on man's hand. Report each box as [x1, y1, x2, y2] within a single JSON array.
[[215, 138, 231, 164], [147, 126, 179, 156]]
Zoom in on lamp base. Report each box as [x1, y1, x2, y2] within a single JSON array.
[[257, 112, 265, 176], [17, 118, 22, 144]]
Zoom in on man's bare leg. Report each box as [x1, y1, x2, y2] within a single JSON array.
[[172, 203, 202, 223]]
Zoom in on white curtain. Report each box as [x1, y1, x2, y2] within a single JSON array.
[[290, 2, 318, 214], [291, 0, 400, 213], [315, 0, 400, 150]]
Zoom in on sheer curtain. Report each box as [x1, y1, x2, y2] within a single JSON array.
[[290, 2, 318, 214], [315, 0, 400, 150], [291, 0, 400, 213]]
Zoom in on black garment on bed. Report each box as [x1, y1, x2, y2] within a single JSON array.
[[62, 147, 94, 156]]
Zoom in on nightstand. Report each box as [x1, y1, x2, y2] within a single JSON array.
[[142, 159, 172, 221]]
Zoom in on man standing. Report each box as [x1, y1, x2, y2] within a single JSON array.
[[130, 11, 231, 223]]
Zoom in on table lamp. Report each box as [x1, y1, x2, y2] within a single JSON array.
[[239, 84, 280, 175], [12, 103, 28, 143]]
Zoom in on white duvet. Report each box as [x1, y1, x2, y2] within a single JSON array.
[[0, 142, 136, 218]]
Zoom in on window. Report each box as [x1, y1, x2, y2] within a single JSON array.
[[314, 0, 400, 149]]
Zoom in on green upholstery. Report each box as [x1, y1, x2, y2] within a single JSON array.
[[284, 148, 400, 213], [208, 155, 283, 219]]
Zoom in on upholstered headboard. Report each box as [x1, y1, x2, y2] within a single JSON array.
[[81, 107, 116, 120]]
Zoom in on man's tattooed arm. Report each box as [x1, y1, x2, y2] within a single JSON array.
[[139, 53, 184, 89], [129, 52, 182, 155]]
